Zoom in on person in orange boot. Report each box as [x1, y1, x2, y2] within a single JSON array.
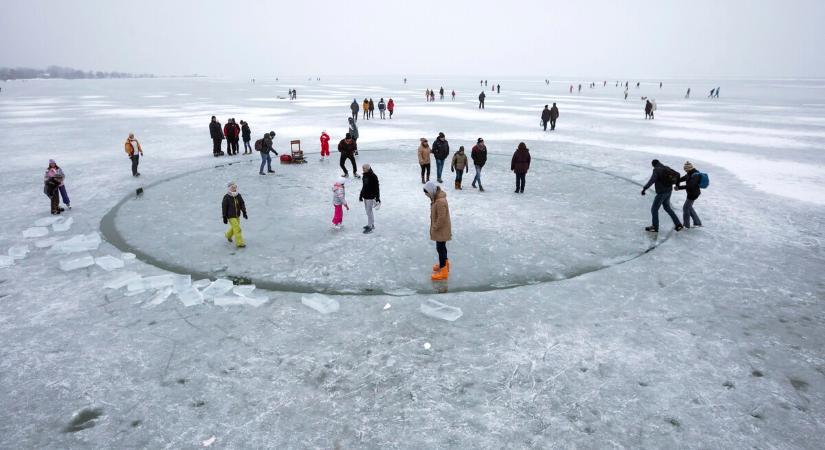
[[424, 181, 452, 280]]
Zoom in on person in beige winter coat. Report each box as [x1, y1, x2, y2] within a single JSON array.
[[450, 146, 469, 190], [424, 181, 452, 280], [417, 138, 432, 184]]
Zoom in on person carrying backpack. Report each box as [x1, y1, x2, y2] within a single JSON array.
[[258, 131, 278, 175], [675, 161, 704, 228], [641, 159, 684, 232]]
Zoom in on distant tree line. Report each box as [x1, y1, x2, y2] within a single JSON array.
[[0, 65, 154, 81]]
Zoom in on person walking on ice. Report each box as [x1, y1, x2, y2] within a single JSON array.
[[44, 160, 65, 215], [125, 132, 143, 177], [331, 177, 349, 229], [258, 131, 278, 175], [387, 98, 395, 118], [222, 181, 247, 248], [675, 161, 705, 228], [241, 120, 252, 154], [423, 181, 452, 281], [478, 91, 486, 109], [348, 117, 359, 144], [471, 137, 487, 191], [350, 99, 359, 121], [418, 137, 432, 184], [432, 132, 450, 183], [319, 130, 330, 161], [378, 98, 386, 119], [550, 102, 559, 130], [541, 105, 551, 131], [511, 142, 531, 193], [359, 164, 380, 233], [451, 146, 468, 190], [641, 159, 684, 233], [338, 133, 360, 178]]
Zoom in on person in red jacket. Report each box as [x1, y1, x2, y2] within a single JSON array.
[[320, 130, 330, 161], [387, 98, 395, 119], [223, 118, 240, 155]]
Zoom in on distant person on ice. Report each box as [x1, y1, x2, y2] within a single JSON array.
[[331, 177, 349, 230], [451, 146, 469, 190], [418, 137, 432, 184], [511, 142, 531, 194], [675, 161, 704, 228], [319, 130, 330, 161], [685, 88, 691, 99], [424, 181, 452, 281], [222, 181, 247, 248], [125, 132, 143, 177], [338, 133, 359, 178], [645, 99, 653, 119], [348, 117, 359, 144], [241, 120, 252, 154], [641, 159, 684, 233], [451, 90, 456, 100], [439, 87, 444, 100], [550, 102, 559, 130], [44, 159, 65, 215], [259, 131, 278, 175], [350, 99, 359, 121], [368, 98, 375, 119], [478, 91, 486, 109], [362, 98, 369, 120], [541, 105, 551, 131], [378, 98, 386, 119], [359, 164, 380, 233], [387, 98, 395, 118], [209, 116, 224, 157], [224, 118, 240, 155], [471, 138, 487, 191], [432, 132, 450, 183]]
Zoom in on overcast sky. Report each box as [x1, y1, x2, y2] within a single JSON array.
[[1, 0, 823, 78]]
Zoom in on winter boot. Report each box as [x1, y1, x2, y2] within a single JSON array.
[[645, 226, 658, 232], [431, 266, 449, 281], [432, 259, 450, 272], [479, 184, 485, 192], [454, 181, 460, 190]]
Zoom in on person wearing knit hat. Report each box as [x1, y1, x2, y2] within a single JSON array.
[[331, 176, 350, 229], [423, 180, 452, 280], [675, 161, 704, 228], [319, 130, 331, 161], [359, 164, 380, 233], [222, 181, 247, 248], [44, 159, 66, 215]]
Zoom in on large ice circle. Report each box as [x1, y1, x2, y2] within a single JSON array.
[[103, 149, 662, 294]]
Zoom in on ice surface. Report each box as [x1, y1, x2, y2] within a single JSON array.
[[34, 237, 61, 248], [213, 296, 249, 307], [94, 255, 124, 271], [172, 274, 192, 293], [128, 274, 174, 291], [22, 227, 49, 238], [145, 286, 173, 307], [232, 284, 256, 296], [420, 299, 463, 322], [51, 217, 74, 232], [59, 254, 95, 272], [301, 293, 340, 314], [103, 271, 140, 289], [0, 255, 14, 268], [48, 233, 101, 255], [192, 279, 211, 289], [121, 252, 136, 263], [176, 286, 204, 307], [34, 216, 61, 227], [8, 245, 29, 260], [201, 279, 234, 298]]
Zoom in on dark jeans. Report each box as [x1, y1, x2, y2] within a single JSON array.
[[479, 100, 485, 109], [435, 159, 445, 181], [130, 155, 140, 176], [226, 138, 232, 153], [683, 198, 702, 227], [515, 172, 526, 192], [542, 120, 548, 131], [420, 164, 430, 181], [651, 191, 681, 229], [550, 118, 556, 130], [259, 152, 272, 173], [389, 110, 393, 118], [58, 185, 70, 205], [243, 139, 252, 152], [436, 241, 448, 268], [455, 170, 464, 182], [472, 165, 483, 186], [340, 153, 357, 175], [229, 139, 239, 155], [352, 111, 358, 121], [212, 138, 222, 155]]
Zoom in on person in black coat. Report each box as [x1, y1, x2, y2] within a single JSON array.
[[359, 164, 381, 233], [432, 132, 450, 183], [478, 91, 486, 109], [641, 159, 684, 232], [241, 120, 252, 154], [549, 103, 559, 130], [675, 161, 703, 228], [338, 133, 359, 178], [510, 142, 531, 193], [541, 105, 551, 131], [222, 181, 247, 248], [209, 116, 224, 156]]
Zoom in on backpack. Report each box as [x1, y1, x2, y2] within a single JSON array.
[[254, 139, 263, 151], [694, 171, 710, 189], [663, 166, 680, 185]]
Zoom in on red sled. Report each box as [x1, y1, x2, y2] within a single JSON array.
[[279, 154, 292, 163]]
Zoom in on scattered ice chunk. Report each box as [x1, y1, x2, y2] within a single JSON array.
[[177, 286, 204, 307], [172, 274, 192, 293], [233, 285, 256, 297], [34, 216, 62, 227], [201, 279, 234, 298], [95, 255, 124, 271], [104, 271, 140, 289], [146, 287, 173, 307], [192, 279, 211, 289], [420, 299, 463, 322], [202, 436, 216, 447], [214, 296, 248, 307], [52, 217, 74, 232], [243, 295, 269, 307], [59, 254, 95, 271], [121, 252, 136, 263], [23, 227, 50, 238], [301, 293, 339, 314], [129, 274, 174, 291], [35, 237, 61, 248], [0, 255, 14, 268], [424, 342, 432, 350], [385, 288, 417, 297], [124, 289, 145, 297], [8, 245, 29, 260], [48, 233, 101, 254], [383, 303, 392, 310]]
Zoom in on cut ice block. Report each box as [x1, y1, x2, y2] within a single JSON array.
[[8, 245, 29, 260], [201, 279, 234, 298], [243, 295, 269, 307], [420, 299, 463, 322], [129, 274, 174, 291], [301, 293, 339, 314], [214, 296, 248, 307], [172, 274, 192, 293], [34, 216, 62, 227], [104, 271, 140, 289], [59, 254, 95, 272], [192, 279, 211, 289], [146, 287, 173, 307], [121, 252, 136, 263], [177, 286, 204, 307], [233, 285, 256, 297], [35, 237, 61, 248], [95, 255, 124, 271], [52, 217, 74, 232], [0, 255, 14, 268], [23, 227, 50, 238], [48, 233, 101, 254]]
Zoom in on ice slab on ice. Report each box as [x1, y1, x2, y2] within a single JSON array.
[[146, 286, 173, 307], [384, 288, 417, 297], [214, 296, 249, 307], [52, 217, 74, 232], [177, 286, 204, 307], [95, 255, 124, 271], [201, 279, 234, 298], [23, 227, 50, 238], [192, 279, 211, 289], [233, 285, 256, 297], [48, 233, 101, 254], [121, 252, 136, 263], [420, 299, 463, 322], [104, 271, 140, 289], [35, 237, 61, 248], [128, 274, 174, 291], [301, 293, 339, 314], [0, 255, 14, 268], [172, 274, 192, 292], [59, 254, 95, 271], [8, 245, 29, 260], [34, 216, 62, 227]]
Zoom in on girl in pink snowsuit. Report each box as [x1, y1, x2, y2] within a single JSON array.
[[331, 177, 349, 228]]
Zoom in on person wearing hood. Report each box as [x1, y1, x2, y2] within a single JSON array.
[[350, 99, 359, 121], [478, 91, 486, 109], [222, 181, 247, 248], [511, 142, 531, 193], [641, 159, 684, 232], [675, 161, 703, 228], [259, 131, 278, 175], [423, 181, 452, 281], [362, 99, 369, 120], [432, 132, 450, 183], [417, 138, 432, 184], [549, 103, 559, 130], [645, 100, 653, 119], [319, 130, 330, 161], [359, 164, 380, 233], [541, 105, 551, 131], [241, 120, 252, 154], [451, 146, 469, 190], [44, 159, 65, 215], [378, 98, 386, 119], [124, 132, 143, 177], [368, 98, 375, 119], [348, 117, 359, 144], [387, 98, 395, 118], [470, 138, 487, 191], [209, 116, 224, 156], [338, 133, 360, 178], [331, 176, 350, 229]]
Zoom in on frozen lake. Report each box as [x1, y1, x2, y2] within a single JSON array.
[[0, 76, 824, 448]]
